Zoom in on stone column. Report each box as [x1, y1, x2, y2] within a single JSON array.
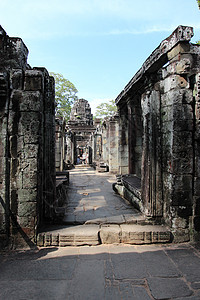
[[161, 43, 194, 241], [118, 104, 129, 175], [0, 72, 10, 246], [141, 88, 162, 217], [8, 69, 45, 246], [192, 72, 200, 240], [108, 115, 119, 173]]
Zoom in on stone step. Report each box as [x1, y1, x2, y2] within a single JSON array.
[[37, 224, 172, 247], [75, 164, 90, 168], [62, 213, 160, 226]]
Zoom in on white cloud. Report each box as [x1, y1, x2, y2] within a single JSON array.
[[1, 0, 200, 41]]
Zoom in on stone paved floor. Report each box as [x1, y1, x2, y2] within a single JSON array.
[[62, 166, 142, 225], [1, 243, 200, 299], [38, 166, 171, 246]]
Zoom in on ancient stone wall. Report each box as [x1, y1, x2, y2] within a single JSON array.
[[115, 26, 200, 242], [0, 26, 55, 248]]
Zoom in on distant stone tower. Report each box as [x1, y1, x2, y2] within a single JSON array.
[[67, 99, 96, 164], [68, 98, 93, 126]]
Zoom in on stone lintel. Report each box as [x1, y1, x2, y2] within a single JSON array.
[[115, 25, 194, 105]]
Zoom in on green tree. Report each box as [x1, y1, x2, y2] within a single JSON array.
[[95, 100, 117, 119], [50, 72, 78, 121]]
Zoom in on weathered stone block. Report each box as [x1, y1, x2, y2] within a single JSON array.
[[162, 75, 189, 93], [24, 144, 39, 159], [0, 156, 6, 175], [11, 90, 42, 112], [172, 229, 190, 243], [18, 201, 37, 217], [0, 117, 9, 136], [59, 225, 100, 246], [172, 131, 193, 150], [17, 215, 36, 228], [17, 189, 37, 202], [121, 229, 144, 244], [172, 216, 188, 230], [161, 89, 193, 107], [22, 171, 38, 189], [16, 172, 23, 189], [37, 233, 44, 247], [10, 69, 23, 90], [171, 156, 193, 174], [167, 43, 190, 61], [100, 225, 121, 244], [172, 175, 193, 191], [120, 225, 171, 244], [51, 234, 59, 246], [18, 112, 41, 138], [44, 233, 51, 246], [176, 57, 192, 74], [24, 70, 44, 91], [173, 103, 193, 122], [10, 37, 29, 70], [0, 136, 6, 158], [161, 104, 193, 128]]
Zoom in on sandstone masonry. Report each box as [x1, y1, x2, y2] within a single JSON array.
[[113, 26, 200, 242], [90, 26, 200, 242], [0, 26, 55, 248]]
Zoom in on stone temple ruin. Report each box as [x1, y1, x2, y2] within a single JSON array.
[[1, 25, 200, 247], [66, 98, 96, 165]]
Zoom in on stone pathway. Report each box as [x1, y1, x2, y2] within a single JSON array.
[[1, 243, 200, 299], [63, 166, 142, 225], [38, 166, 171, 246]]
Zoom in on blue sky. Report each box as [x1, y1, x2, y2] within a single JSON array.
[[0, 0, 200, 114]]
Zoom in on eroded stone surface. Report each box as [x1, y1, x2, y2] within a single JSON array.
[[0, 26, 55, 248]]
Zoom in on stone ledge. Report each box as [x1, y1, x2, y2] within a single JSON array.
[[113, 183, 144, 213], [37, 224, 172, 247]]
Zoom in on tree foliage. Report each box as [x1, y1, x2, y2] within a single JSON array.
[[95, 100, 117, 119], [50, 72, 78, 121]]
